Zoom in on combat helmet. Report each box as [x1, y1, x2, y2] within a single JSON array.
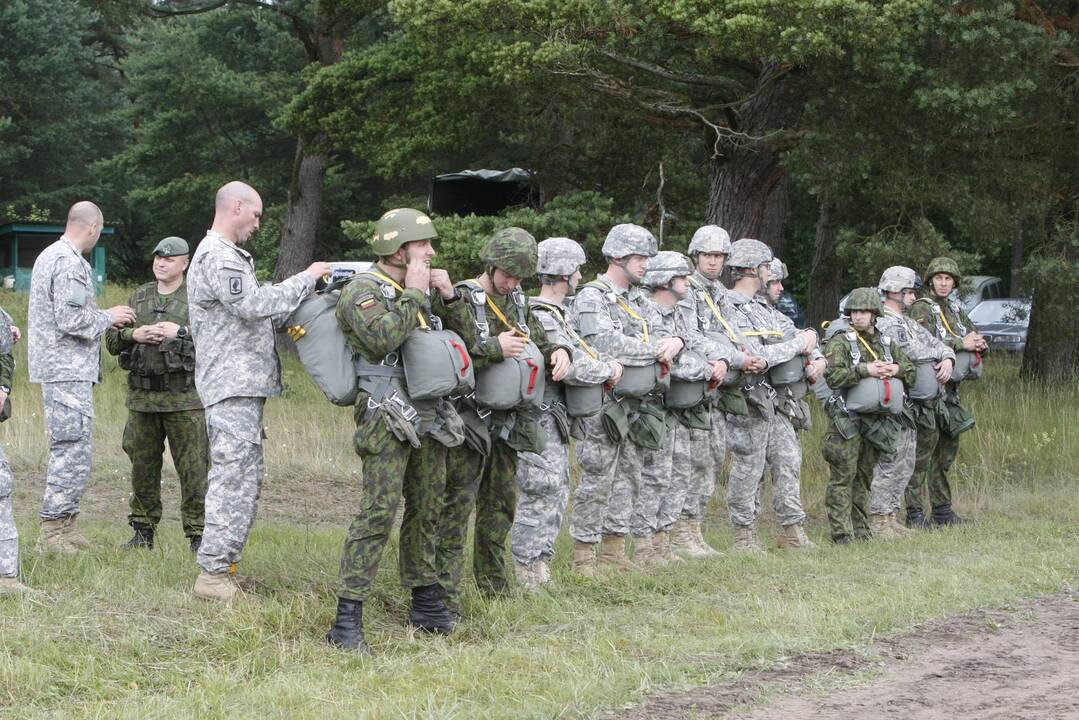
[[642, 251, 694, 290], [372, 208, 437, 256], [482, 227, 538, 278], [537, 237, 586, 276], [878, 266, 919, 293], [845, 287, 884, 315], [601, 224, 658, 260], [727, 238, 774, 270], [766, 257, 788, 283], [924, 256, 961, 284], [687, 225, 731, 256]]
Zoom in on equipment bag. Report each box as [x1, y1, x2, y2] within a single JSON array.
[[401, 328, 475, 400], [951, 350, 984, 383], [613, 362, 668, 398], [665, 378, 707, 409], [563, 381, 604, 418], [474, 340, 546, 410], [769, 355, 806, 386], [909, 361, 942, 401], [288, 283, 358, 406], [844, 377, 905, 415]]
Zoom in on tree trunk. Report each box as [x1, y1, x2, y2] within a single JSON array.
[[706, 61, 802, 257], [1021, 226, 1078, 382], [805, 200, 842, 331], [274, 139, 328, 282], [1010, 222, 1024, 297]]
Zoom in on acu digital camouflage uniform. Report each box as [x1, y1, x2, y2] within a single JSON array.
[[105, 280, 207, 540], [0, 308, 18, 578], [187, 230, 315, 574], [28, 236, 113, 522], [906, 257, 980, 523], [821, 290, 916, 543]]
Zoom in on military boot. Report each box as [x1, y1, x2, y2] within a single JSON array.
[[870, 513, 899, 539], [327, 597, 372, 655], [596, 535, 635, 572], [189, 535, 203, 554], [61, 514, 94, 550], [514, 562, 541, 592], [120, 523, 154, 550], [35, 518, 76, 555], [534, 558, 552, 585], [0, 576, 29, 595], [776, 523, 816, 550], [654, 530, 686, 564], [932, 504, 969, 526], [732, 525, 765, 554], [691, 520, 722, 557], [572, 541, 596, 578], [905, 506, 931, 529], [670, 519, 710, 558], [193, 569, 245, 602], [887, 513, 913, 537], [631, 534, 666, 567], [408, 583, 455, 634]]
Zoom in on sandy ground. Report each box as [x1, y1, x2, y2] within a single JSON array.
[[616, 593, 1079, 720]]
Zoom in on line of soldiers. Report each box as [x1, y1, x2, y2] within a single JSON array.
[[0, 187, 985, 666]]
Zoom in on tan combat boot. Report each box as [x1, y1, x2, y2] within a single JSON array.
[[670, 519, 710, 559], [35, 518, 76, 555], [572, 541, 597, 578], [632, 534, 667, 567], [596, 535, 636, 572], [61, 514, 94, 550], [515, 561, 541, 592], [776, 523, 816, 551], [887, 513, 913, 537], [194, 567, 246, 602], [691, 520, 722, 557], [534, 558, 552, 585], [0, 577, 29, 595], [870, 513, 900, 539], [654, 530, 686, 564], [732, 524, 765, 554]]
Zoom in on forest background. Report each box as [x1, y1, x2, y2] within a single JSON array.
[[1, 0, 1076, 379]]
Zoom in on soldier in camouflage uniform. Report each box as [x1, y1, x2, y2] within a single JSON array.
[[187, 181, 331, 602], [28, 201, 135, 554], [0, 309, 27, 594], [871, 266, 956, 537], [568, 224, 684, 575], [906, 257, 986, 526], [511, 238, 619, 590], [105, 237, 208, 553], [635, 252, 717, 565], [435, 228, 572, 606], [821, 288, 916, 543], [723, 240, 819, 552], [326, 209, 463, 655]]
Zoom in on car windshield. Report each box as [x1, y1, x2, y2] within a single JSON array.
[[969, 300, 1031, 326]]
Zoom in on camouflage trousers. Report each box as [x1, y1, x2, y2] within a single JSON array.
[[122, 409, 208, 537], [655, 422, 694, 532], [511, 413, 569, 565], [437, 438, 519, 604], [871, 426, 916, 515], [906, 426, 959, 513], [822, 418, 878, 542], [196, 397, 265, 574], [0, 445, 16, 577], [337, 414, 446, 601], [570, 412, 642, 544], [633, 425, 674, 537], [726, 412, 806, 528], [40, 381, 94, 520], [682, 409, 725, 520]]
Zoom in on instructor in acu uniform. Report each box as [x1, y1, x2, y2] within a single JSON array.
[[106, 236, 208, 554]]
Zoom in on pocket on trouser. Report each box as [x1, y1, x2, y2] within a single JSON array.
[[353, 415, 394, 458], [821, 429, 854, 469], [516, 453, 560, 495], [725, 414, 757, 456], [46, 400, 89, 443]]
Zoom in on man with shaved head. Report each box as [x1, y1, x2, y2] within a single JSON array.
[[28, 201, 136, 553], [187, 181, 331, 602]]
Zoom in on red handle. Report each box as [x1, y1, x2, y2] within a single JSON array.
[[451, 340, 470, 376], [526, 359, 539, 394], [972, 351, 982, 368], [882, 378, 892, 404]]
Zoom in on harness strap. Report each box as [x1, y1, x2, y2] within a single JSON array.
[[690, 277, 740, 344], [534, 303, 599, 360], [587, 278, 649, 343], [360, 270, 430, 329]]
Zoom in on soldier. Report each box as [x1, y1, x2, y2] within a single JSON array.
[[187, 181, 331, 601], [756, 257, 826, 550], [28, 201, 135, 554], [0, 309, 26, 593], [906, 257, 986, 526], [871, 266, 955, 537], [510, 238, 620, 590], [723, 240, 819, 552], [568, 224, 684, 575], [435, 228, 572, 606], [326, 209, 463, 655], [676, 225, 762, 557], [105, 237, 208, 553], [635, 251, 717, 565], [821, 288, 916, 544]]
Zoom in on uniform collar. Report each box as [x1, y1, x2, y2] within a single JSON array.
[[205, 230, 252, 261]]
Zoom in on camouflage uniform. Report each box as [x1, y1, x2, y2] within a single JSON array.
[[187, 230, 315, 574], [511, 296, 611, 567], [105, 280, 207, 539], [28, 237, 112, 520], [0, 310, 18, 577]]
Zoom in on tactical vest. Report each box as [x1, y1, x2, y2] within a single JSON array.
[[119, 283, 196, 392], [841, 331, 904, 415]]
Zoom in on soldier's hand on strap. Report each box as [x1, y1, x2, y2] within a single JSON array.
[[404, 255, 431, 291], [744, 355, 767, 373], [798, 329, 819, 354], [961, 332, 981, 351], [109, 305, 136, 328], [429, 268, 455, 300], [606, 361, 624, 388], [497, 330, 527, 358], [305, 261, 334, 283], [9, 325, 19, 344], [805, 357, 826, 383], [550, 348, 571, 382], [654, 337, 684, 365], [710, 359, 728, 384], [936, 358, 954, 383]]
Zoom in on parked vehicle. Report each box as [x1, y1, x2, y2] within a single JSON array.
[[960, 275, 1006, 311], [969, 298, 1031, 352], [776, 290, 807, 329]]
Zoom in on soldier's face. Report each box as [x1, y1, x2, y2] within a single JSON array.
[[766, 279, 783, 304], [851, 310, 875, 330], [405, 240, 436, 264], [696, 252, 726, 279], [623, 255, 648, 282], [491, 268, 521, 295], [568, 269, 582, 293], [901, 289, 916, 308], [153, 254, 189, 284], [931, 273, 954, 297], [234, 197, 263, 244], [668, 276, 690, 299]]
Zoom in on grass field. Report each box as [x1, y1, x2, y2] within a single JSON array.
[[0, 287, 1076, 719]]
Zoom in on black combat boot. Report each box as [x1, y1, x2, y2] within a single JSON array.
[[905, 506, 931, 529], [189, 535, 202, 554], [831, 534, 853, 545], [326, 597, 372, 655], [408, 584, 456, 635], [931, 504, 968, 526], [120, 523, 154, 550]]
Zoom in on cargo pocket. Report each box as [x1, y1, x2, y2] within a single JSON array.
[[46, 392, 89, 443], [353, 415, 393, 457], [725, 413, 756, 455]]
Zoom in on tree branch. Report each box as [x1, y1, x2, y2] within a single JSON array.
[[596, 49, 746, 98]]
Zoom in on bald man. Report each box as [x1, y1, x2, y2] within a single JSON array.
[[187, 181, 331, 601], [28, 201, 136, 553]]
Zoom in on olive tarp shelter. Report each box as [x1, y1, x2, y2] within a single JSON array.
[[427, 168, 539, 217], [0, 221, 112, 294]]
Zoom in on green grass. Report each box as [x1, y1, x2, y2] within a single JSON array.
[[0, 287, 1076, 719]]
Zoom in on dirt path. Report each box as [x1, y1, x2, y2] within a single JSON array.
[[617, 593, 1079, 720]]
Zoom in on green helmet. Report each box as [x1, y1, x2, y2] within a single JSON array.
[[845, 287, 883, 314], [924, 256, 961, 284], [371, 208, 437, 256], [482, 227, 538, 278]]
